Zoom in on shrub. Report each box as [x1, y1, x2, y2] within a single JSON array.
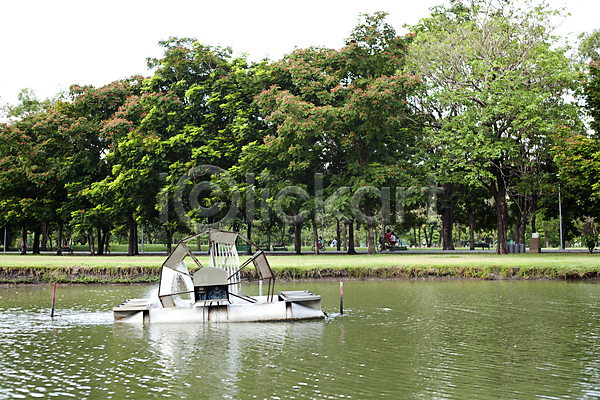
[[582, 233, 599, 254]]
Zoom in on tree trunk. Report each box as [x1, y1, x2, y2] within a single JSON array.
[[97, 228, 104, 255], [365, 201, 376, 255], [515, 209, 522, 245], [441, 183, 455, 250], [247, 222, 252, 243], [488, 165, 508, 254], [514, 197, 528, 245], [134, 223, 139, 255], [313, 217, 319, 255], [468, 209, 475, 250], [128, 214, 135, 256], [521, 198, 529, 245], [336, 220, 341, 251], [531, 193, 538, 233], [88, 230, 95, 256], [418, 225, 422, 248], [266, 228, 272, 251], [493, 191, 509, 254], [413, 224, 417, 248], [56, 222, 63, 255], [367, 222, 376, 254], [347, 221, 357, 255], [294, 215, 302, 255], [20, 225, 27, 255], [166, 230, 173, 255], [441, 214, 454, 249], [32, 225, 41, 254], [41, 223, 48, 251], [343, 222, 347, 251], [104, 229, 111, 254], [545, 230, 549, 248], [522, 217, 528, 245]]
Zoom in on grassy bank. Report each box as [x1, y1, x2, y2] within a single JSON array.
[[1, 253, 600, 284]]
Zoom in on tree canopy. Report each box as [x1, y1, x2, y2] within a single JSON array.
[[0, 4, 597, 255], [404, 0, 581, 253]]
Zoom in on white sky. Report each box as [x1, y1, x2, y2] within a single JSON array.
[[0, 0, 598, 108]]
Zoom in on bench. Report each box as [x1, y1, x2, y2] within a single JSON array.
[[62, 246, 73, 255], [382, 245, 408, 251], [473, 243, 490, 249], [236, 244, 252, 254], [272, 246, 288, 251]]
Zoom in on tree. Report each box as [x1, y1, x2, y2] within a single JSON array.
[[63, 77, 145, 255], [0, 115, 49, 254], [3, 88, 62, 120], [454, 185, 496, 249], [250, 12, 421, 255], [578, 30, 600, 64], [108, 38, 271, 253], [588, 61, 600, 134], [579, 29, 600, 133], [21, 109, 103, 254], [0, 89, 71, 254], [405, 0, 580, 254]]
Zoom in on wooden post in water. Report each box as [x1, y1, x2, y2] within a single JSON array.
[[50, 282, 57, 318], [340, 281, 344, 315]]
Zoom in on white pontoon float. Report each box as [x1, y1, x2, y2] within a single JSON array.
[[114, 229, 325, 323]]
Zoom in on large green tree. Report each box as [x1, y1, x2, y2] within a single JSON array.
[[405, 0, 580, 254], [0, 88, 71, 254], [0, 120, 40, 254], [101, 39, 270, 253], [248, 12, 421, 255], [63, 77, 145, 255], [542, 29, 600, 247], [585, 53, 600, 134]]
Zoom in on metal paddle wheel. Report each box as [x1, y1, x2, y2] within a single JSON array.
[[114, 229, 324, 323]]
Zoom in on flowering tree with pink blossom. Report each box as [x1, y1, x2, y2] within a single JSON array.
[[245, 12, 422, 254]]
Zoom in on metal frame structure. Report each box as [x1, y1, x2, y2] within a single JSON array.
[[158, 229, 276, 308]]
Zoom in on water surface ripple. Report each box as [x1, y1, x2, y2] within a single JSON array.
[[1, 280, 600, 399]]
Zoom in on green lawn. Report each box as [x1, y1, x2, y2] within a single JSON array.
[[1, 252, 600, 272]]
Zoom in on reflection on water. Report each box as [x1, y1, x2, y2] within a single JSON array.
[[2, 280, 600, 398]]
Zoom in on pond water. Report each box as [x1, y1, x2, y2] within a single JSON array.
[[1, 280, 600, 399]]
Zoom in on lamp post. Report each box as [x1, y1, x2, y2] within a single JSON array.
[[558, 179, 564, 251]]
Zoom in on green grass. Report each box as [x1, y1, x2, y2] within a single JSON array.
[[0, 254, 165, 268], [63, 243, 170, 253], [263, 253, 600, 280], [52, 244, 377, 253], [1, 252, 600, 269], [1, 252, 600, 281]]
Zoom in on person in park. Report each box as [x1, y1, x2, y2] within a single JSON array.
[[385, 230, 397, 246]]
